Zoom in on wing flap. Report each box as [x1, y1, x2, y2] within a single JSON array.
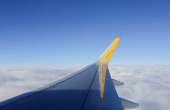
[[120, 98, 139, 109], [112, 79, 124, 86]]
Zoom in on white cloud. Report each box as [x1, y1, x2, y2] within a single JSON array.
[[0, 64, 170, 110], [109, 64, 170, 110]]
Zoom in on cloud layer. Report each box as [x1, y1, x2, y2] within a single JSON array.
[[109, 64, 170, 110], [0, 64, 170, 110]]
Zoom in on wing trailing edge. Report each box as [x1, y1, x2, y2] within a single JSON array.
[[120, 98, 139, 109], [112, 79, 124, 86]]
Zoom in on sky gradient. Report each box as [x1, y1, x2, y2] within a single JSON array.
[[0, 0, 170, 65]]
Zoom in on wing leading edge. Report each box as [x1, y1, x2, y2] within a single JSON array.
[[0, 38, 139, 110]]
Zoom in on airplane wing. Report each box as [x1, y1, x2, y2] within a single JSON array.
[[0, 38, 139, 110]]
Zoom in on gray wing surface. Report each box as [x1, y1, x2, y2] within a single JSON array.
[[0, 38, 139, 110], [0, 64, 97, 110]]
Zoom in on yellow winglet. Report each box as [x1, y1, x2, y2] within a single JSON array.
[[100, 38, 120, 62]]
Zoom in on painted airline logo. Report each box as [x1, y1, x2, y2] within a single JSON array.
[[105, 49, 113, 59]]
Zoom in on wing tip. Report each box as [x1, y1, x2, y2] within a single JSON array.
[[98, 38, 120, 62]]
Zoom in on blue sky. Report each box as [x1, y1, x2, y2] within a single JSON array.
[[0, 0, 170, 65]]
